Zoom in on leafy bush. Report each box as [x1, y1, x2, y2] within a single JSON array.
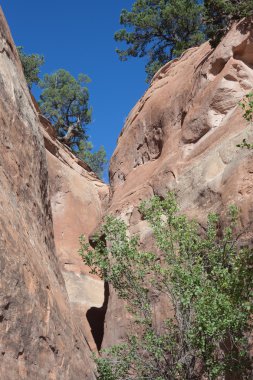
[[80, 193, 253, 379], [237, 92, 253, 150]]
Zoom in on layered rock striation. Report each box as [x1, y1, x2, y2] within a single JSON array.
[[104, 18, 253, 347]]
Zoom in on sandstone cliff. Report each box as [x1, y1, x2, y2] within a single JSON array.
[[36, 101, 109, 351], [0, 8, 101, 379], [103, 18, 253, 347], [1, 4, 253, 378]]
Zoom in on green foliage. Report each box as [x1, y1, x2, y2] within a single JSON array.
[[77, 140, 107, 179], [237, 138, 253, 150], [39, 69, 92, 150], [17, 50, 106, 178], [204, 0, 253, 46], [115, 0, 253, 81], [80, 215, 154, 320], [115, 0, 205, 82], [240, 92, 253, 124], [80, 193, 253, 379], [237, 92, 253, 149], [17, 46, 44, 90]]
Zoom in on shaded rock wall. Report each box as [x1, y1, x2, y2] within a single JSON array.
[[40, 113, 109, 351], [0, 8, 96, 379], [104, 18, 253, 347]]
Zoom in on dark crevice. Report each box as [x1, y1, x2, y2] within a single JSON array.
[[39, 336, 58, 355], [17, 350, 24, 359], [49, 344, 58, 355], [86, 281, 109, 351], [209, 57, 227, 76], [181, 110, 187, 127], [0, 47, 11, 59]]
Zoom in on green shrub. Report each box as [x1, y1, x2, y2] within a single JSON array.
[[80, 193, 253, 379], [237, 92, 253, 150]]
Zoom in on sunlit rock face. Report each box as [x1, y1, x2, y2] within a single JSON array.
[[0, 8, 96, 379], [104, 18, 253, 348], [1, 2, 253, 376]]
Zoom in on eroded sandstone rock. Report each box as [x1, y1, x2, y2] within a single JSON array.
[[104, 18, 253, 348]]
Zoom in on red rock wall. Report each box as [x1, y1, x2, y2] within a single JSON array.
[[1, 4, 253, 377], [40, 115, 109, 351], [104, 18, 253, 347], [0, 8, 96, 379]]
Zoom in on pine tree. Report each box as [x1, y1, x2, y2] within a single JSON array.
[[39, 69, 92, 151], [204, 0, 253, 46], [17, 46, 44, 90], [78, 141, 107, 179], [115, 0, 205, 82]]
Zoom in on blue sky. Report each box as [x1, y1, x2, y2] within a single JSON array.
[[1, 1, 148, 179]]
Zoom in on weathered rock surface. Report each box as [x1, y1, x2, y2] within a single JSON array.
[[0, 8, 97, 379], [104, 18, 253, 347], [39, 111, 109, 351], [2, 3, 253, 376]]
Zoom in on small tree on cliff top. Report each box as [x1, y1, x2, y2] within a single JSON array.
[[39, 69, 92, 151], [115, 0, 253, 82], [115, 0, 205, 82], [17, 46, 44, 90], [80, 193, 253, 379], [78, 140, 107, 179], [204, 0, 253, 46], [17, 50, 107, 177]]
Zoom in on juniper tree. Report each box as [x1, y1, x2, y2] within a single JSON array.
[[78, 140, 107, 179], [114, 0, 204, 82], [17, 46, 44, 90], [39, 69, 92, 150], [204, 0, 253, 46], [115, 0, 253, 81]]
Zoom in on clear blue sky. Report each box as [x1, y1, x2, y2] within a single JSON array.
[[1, 1, 148, 179]]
